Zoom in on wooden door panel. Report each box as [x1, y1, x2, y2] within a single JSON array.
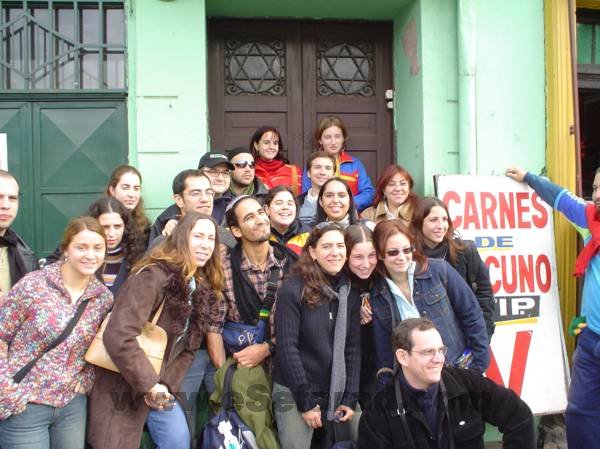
[[223, 112, 289, 154], [208, 20, 393, 181], [208, 20, 303, 161]]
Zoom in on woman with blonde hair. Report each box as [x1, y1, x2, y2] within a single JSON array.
[[87, 212, 225, 449]]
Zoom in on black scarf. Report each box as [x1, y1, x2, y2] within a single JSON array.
[[0, 229, 28, 286]]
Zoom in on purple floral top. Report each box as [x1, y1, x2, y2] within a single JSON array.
[[0, 262, 113, 419]]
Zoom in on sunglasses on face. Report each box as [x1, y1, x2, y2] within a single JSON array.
[[233, 161, 255, 169], [385, 246, 414, 257]]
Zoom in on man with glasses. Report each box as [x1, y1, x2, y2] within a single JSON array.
[[226, 147, 268, 200], [199, 152, 235, 224], [148, 169, 234, 247], [358, 317, 534, 449]]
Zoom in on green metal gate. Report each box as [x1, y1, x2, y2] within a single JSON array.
[[0, 97, 127, 256], [0, 1, 127, 257]]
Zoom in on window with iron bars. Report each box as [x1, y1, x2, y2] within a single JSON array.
[[0, 0, 125, 90]]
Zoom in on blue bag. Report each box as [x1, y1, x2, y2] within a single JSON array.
[[200, 364, 259, 449], [222, 320, 266, 354]]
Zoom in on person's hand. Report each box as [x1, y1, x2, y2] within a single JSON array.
[[145, 383, 174, 410], [360, 303, 372, 325], [161, 219, 178, 237], [505, 167, 527, 182], [302, 405, 322, 429], [232, 343, 270, 368], [568, 316, 587, 337], [334, 404, 354, 422]]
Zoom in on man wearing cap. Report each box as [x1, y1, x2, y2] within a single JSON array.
[[0, 170, 37, 296], [226, 147, 268, 201], [198, 152, 235, 224]]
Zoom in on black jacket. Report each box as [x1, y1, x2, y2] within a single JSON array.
[[358, 367, 534, 449], [2, 228, 38, 285], [273, 273, 361, 413]]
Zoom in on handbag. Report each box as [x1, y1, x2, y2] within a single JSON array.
[[85, 299, 167, 375], [200, 364, 259, 449], [13, 299, 89, 383], [222, 263, 280, 354]]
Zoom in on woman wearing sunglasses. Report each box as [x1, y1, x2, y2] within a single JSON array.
[[250, 126, 302, 196], [369, 220, 489, 387]]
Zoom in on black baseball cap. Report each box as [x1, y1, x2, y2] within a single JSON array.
[[198, 152, 234, 170]]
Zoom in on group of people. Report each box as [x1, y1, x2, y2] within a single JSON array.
[[11, 114, 599, 449]]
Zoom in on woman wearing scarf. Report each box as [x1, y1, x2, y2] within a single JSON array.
[[86, 197, 146, 294], [251, 126, 302, 196], [273, 223, 361, 449]]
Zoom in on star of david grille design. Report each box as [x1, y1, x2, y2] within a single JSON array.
[[317, 41, 374, 96], [225, 39, 285, 96]]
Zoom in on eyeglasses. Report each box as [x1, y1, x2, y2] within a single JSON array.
[[410, 345, 448, 359], [203, 168, 230, 178], [386, 181, 409, 189], [186, 189, 215, 199], [385, 246, 414, 257], [233, 161, 255, 169]]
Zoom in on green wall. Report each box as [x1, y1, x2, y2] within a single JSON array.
[[474, 0, 545, 175], [127, 0, 208, 219], [128, 0, 547, 216]]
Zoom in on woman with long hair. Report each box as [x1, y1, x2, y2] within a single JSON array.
[[410, 197, 496, 340], [105, 165, 151, 242], [314, 178, 363, 229], [273, 223, 361, 449], [86, 197, 145, 294], [344, 224, 379, 409], [0, 217, 112, 449], [361, 164, 419, 226], [301, 116, 375, 211], [87, 212, 225, 449], [264, 185, 310, 256], [250, 126, 302, 195], [370, 220, 489, 386]]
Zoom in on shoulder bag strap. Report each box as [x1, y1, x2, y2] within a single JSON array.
[[150, 299, 167, 325], [12, 299, 90, 383], [394, 374, 417, 449], [221, 364, 237, 412], [440, 379, 456, 449]]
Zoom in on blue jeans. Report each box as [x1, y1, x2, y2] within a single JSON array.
[[566, 327, 600, 449], [179, 349, 215, 439], [146, 400, 190, 449], [0, 394, 86, 449], [272, 383, 313, 449]]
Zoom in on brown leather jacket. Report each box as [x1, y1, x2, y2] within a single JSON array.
[[87, 263, 222, 449]]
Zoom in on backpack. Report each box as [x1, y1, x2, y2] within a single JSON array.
[[200, 364, 259, 449]]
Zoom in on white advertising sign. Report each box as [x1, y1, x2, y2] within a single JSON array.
[[436, 175, 569, 414]]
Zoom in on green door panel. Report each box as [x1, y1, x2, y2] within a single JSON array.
[[33, 102, 128, 256], [0, 103, 35, 248], [0, 99, 128, 257]]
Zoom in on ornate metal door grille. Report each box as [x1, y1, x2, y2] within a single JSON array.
[[0, 0, 125, 90]]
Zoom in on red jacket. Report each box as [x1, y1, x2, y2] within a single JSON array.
[[255, 158, 302, 195]]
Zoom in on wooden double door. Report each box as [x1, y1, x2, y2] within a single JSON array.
[[208, 20, 394, 181]]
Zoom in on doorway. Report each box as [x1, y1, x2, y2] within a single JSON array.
[[208, 19, 394, 182]]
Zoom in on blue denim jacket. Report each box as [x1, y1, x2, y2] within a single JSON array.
[[371, 258, 490, 383]]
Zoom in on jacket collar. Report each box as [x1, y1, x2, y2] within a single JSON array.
[[337, 150, 353, 164], [46, 260, 109, 301]]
